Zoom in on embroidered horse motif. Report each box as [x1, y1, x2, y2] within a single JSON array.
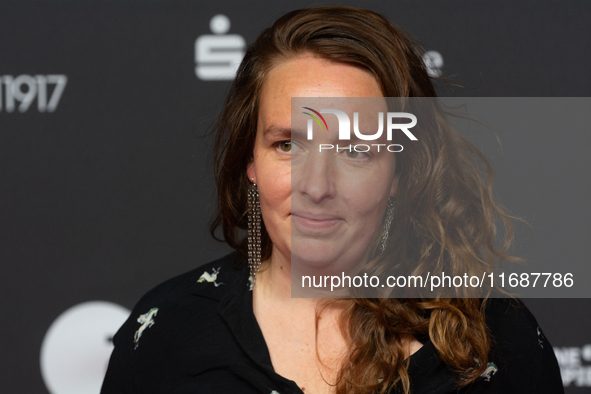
[[537, 326, 545, 348], [480, 362, 498, 381], [197, 267, 224, 287], [134, 307, 158, 349]]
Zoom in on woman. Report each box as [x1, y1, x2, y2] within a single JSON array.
[[101, 6, 563, 394]]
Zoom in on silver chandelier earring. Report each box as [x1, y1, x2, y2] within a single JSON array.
[[380, 197, 395, 252], [247, 181, 262, 286]]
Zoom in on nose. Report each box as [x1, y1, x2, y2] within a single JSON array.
[[294, 149, 336, 204]]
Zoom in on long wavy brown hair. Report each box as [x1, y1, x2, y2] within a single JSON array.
[[210, 6, 519, 394]]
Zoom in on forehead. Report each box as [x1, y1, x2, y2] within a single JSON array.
[[257, 55, 382, 128]]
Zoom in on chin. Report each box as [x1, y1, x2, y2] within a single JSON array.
[[291, 239, 361, 276]]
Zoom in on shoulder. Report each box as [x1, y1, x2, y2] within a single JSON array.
[[484, 298, 539, 342], [101, 253, 251, 393], [484, 298, 548, 355], [476, 298, 564, 393], [134, 252, 248, 308], [120, 252, 250, 345]]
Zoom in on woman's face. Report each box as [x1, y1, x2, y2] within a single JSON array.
[[247, 55, 398, 274]]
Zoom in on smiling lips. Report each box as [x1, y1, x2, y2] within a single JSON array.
[[291, 211, 343, 230]]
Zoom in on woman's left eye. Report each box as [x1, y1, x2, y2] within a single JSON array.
[[342, 147, 369, 160], [345, 149, 359, 158]]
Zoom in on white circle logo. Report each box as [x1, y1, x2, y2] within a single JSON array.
[[40, 301, 130, 394]]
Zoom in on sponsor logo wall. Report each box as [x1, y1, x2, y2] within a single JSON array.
[[1, 2, 589, 393], [556, 344, 591, 388]]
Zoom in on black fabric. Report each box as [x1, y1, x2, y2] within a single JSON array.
[[101, 254, 564, 394]]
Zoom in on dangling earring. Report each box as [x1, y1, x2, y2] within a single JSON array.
[[380, 197, 395, 252], [247, 181, 262, 286]]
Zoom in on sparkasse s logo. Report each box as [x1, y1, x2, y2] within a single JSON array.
[[195, 15, 245, 81], [302, 107, 417, 153]]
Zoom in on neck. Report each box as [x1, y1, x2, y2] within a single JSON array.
[[253, 245, 324, 313]]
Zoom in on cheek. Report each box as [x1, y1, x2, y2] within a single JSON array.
[[338, 167, 395, 234], [343, 173, 391, 212], [349, 197, 385, 234], [257, 171, 292, 250], [257, 164, 291, 219]]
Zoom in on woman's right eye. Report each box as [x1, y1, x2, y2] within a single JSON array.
[[277, 141, 291, 152]]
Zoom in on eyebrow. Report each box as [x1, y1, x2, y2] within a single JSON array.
[[263, 126, 291, 139], [262, 126, 307, 140]]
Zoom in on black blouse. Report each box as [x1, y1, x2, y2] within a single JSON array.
[[101, 253, 564, 394]]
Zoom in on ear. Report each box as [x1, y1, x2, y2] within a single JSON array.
[[246, 159, 256, 184], [389, 174, 399, 197]]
